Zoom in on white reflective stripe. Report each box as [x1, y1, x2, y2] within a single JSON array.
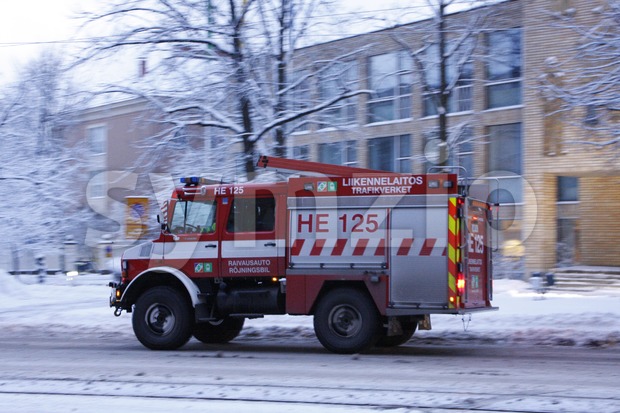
[[221, 239, 285, 258], [164, 241, 219, 260], [390, 237, 448, 256], [292, 237, 385, 257]]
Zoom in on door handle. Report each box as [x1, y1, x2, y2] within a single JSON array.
[[264, 242, 276, 247], [205, 244, 217, 248]]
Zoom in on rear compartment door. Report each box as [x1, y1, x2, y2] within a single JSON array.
[[389, 199, 449, 307], [463, 198, 492, 308]]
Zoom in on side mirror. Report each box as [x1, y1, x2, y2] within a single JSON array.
[[157, 215, 170, 232]]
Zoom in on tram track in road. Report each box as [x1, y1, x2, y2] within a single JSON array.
[[0, 376, 618, 413]]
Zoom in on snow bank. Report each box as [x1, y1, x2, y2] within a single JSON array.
[[1, 270, 619, 349]]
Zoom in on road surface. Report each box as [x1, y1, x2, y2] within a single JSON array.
[[1, 327, 619, 413]]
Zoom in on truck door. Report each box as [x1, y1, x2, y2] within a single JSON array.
[[220, 190, 282, 277], [157, 197, 220, 277], [462, 198, 492, 308]]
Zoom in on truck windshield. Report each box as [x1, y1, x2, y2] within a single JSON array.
[[170, 200, 217, 234]]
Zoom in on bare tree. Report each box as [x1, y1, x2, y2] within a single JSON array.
[[78, 0, 370, 179], [540, 1, 620, 149], [393, 0, 491, 168]]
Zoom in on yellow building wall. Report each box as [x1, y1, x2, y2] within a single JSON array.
[[579, 177, 620, 266]]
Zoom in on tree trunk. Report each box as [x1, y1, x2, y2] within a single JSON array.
[[274, 0, 290, 158], [438, 1, 448, 167], [243, 136, 256, 180]]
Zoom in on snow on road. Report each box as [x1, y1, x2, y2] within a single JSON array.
[[1, 269, 619, 349], [2, 270, 620, 413]]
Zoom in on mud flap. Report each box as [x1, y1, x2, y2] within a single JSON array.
[[418, 315, 432, 331]]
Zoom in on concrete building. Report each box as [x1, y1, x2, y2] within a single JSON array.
[[71, 0, 619, 274]]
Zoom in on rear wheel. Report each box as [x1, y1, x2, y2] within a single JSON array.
[[193, 317, 245, 344], [313, 288, 381, 354], [132, 286, 193, 350]]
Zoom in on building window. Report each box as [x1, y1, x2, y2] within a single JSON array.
[[367, 51, 412, 123], [88, 170, 106, 199], [87, 125, 107, 155], [422, 44, 474, 116], [318, 140, 357, 166], [486, 28, 522, 109], [552, 0, 574, 14], [293, 145, 310, 161], [488, 123, 521, 175], [449, 127, 474, 179], [487, 123, 522, 203], [556, 176, 579, 265], [289, 70, 311, 132], [368, 135, 412, 173], [319, 61, 358, 127], [557, 176, 579, 202]]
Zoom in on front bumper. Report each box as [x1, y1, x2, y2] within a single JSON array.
[[109, 282, 124, 308]]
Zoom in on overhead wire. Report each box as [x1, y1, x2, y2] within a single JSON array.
[[0, 0, 571, 50], [0, 1, 501, 49]]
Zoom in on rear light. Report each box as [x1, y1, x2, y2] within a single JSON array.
[[457, 273, 466, 295]]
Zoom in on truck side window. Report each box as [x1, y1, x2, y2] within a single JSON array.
[[170, 199, 217, 234], [227, 196, 275, 233]]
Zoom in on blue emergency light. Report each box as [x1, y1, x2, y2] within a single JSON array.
[[180, 177, 201, 185]]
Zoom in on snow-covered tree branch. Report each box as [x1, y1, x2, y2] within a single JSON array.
[[392, 0, 491, 167], [0, 51, 89, 252], [540, 1, 620, 148], [78, 0, 368, 179]]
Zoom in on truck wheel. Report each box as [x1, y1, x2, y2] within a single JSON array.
[[376, 322, 417, 347], [313, 288, 380, 354], [132, 286, 193, 350], [193, 317, 245, 344]]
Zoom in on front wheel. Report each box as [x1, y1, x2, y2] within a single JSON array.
[[132, 286, 193, 350], [193, 317, 245, 344], [313, 288, 381, 354]]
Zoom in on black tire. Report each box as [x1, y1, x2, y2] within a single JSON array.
[[313, 288, 381, 354], [376, 321, 417, 347], [132, 286, 193, 350], [193, 317, 245, 344]]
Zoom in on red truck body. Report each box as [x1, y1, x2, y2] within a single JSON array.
[[110, 156, 495, 353]]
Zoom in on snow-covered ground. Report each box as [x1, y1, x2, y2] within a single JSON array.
[[1, 269, 619, 349]]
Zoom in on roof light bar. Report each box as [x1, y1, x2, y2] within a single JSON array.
[[180, 177, 201, 185]]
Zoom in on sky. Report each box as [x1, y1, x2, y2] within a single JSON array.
[[0, 0, 428, 82], [0, 0, 90, 79]]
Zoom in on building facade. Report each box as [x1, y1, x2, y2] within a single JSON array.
[[283, 0, 620, 273], [74, 0, 619, 274]]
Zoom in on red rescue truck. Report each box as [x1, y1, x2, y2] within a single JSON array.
[[110, 156, 496, 353]]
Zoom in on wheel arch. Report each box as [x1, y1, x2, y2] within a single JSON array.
[[121, 267, 202, 310], [310, 280, 372, 314]]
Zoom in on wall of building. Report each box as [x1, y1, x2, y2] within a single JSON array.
[[522, 0, 620, 272], [579, 176, 620, 266]]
